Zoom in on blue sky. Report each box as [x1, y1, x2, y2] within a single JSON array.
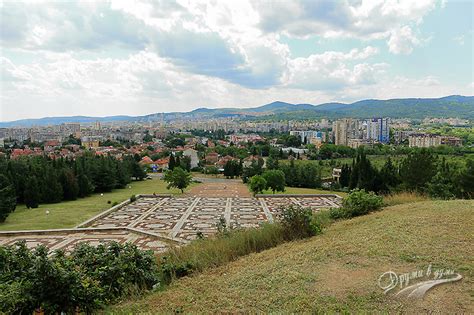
[[0, 0, 473, 121]]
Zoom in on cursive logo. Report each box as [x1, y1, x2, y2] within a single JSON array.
[[378, 264, 462, 299]]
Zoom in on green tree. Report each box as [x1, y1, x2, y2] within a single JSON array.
[[262, 170, 285, 194], [77, 173, 94, 198], [59, 169, 79, 201], [242, 158, 264, 183], [249, 175, 267, 196], [175, 155, 181, 169], [284, 135, 301, 147], [266, 155, 279, 170], [459, 158, 474, 198], [42, 169, 63, 203], [131, 161, 146, 181], [168, 154, 176, 170], [94, 159, 117, 192], [426, 158, 458, 199], [224, 160, 241, 179], [143, 131, 153, 142], [339, 164, 351, 188], [180, 156, 191, 172], [348, 149, 379, 192], [163, 167, 192, 193], [0, 174, 16, 222], [400, 149, 437, 192], [24, 176, 41, 208], [115, 161, 131, 188]]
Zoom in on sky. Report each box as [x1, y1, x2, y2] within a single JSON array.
[[0, 0, 473, 122]]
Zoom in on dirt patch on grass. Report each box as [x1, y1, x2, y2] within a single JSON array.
[[186, 181, 251, 197], [114, 200, 473, 313]]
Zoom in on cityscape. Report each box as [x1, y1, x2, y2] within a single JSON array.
[[0, 113, 469, 165], [0, 0, 473, 314]]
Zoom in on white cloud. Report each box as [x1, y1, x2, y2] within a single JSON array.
[[252, 0, 438, 54], [286, 47, 385, 90], [0, 0, 469, 121], [387, 26, 421, 54], [453, 35, 465, 45], [256, 0, 438, 35]]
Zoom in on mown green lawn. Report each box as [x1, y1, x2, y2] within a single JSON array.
[[0, 178, 194, 231]]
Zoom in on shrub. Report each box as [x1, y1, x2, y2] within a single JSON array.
[[249, 175, 267, 195], [330, 189, 383, 219], [312, 209, 334, 229], [130, 195, 137, 202], [278, 205, 322, 239], [0, 241, 159, 314], [203, 166, 219, 175]]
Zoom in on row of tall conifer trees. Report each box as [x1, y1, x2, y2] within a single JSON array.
[[0, 153, 146, 215], [338, 148, 474, 199]]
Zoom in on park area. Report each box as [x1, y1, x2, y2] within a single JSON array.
[[0, 177, 342, 253]]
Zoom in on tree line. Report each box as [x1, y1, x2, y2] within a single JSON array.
[[0, 153, 146, 222], [338, 148, 474, 199]]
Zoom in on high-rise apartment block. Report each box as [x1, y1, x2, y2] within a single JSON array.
[[366, 118, 390, 143], [333, 119, 360, 146]]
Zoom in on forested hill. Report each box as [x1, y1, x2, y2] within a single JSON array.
[[1, 95, 472, 127], [313, 95, 474, 119]]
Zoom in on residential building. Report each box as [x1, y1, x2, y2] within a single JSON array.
[[289, 130, 323, 144], [183, 148, 199, 168], [408, 133, 442, 147], [333, 119, 360, 146], [205, 152, 219, 165], [348, 139, 373, 149], [366, 118, 390, 143], [441, 136, 463, 146], [409, 134, 462, 148], [82, 136, 102, 149]]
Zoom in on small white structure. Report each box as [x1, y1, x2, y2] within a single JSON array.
[[183, 148, 199, 169]]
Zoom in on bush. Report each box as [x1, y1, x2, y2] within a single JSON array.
[[330, 189, 383, 219], [312, 209, 334, 229], [249, 175, 267, 195], [203, 166, 219, 175], [278, 205, 322, 239], [0, 241, 159, 314], [130, 195, 137, 202]]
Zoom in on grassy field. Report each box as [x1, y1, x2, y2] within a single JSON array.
[[0, 178, 195, 231], [115, 199, 473, 313]]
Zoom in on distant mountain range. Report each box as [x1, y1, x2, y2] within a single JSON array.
[[1, 95, 472, 127]]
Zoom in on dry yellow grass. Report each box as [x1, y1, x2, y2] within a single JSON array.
[[113, 199, 474, 313], [383, 191, 429, 206]]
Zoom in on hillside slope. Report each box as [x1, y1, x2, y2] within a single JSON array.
[[2, 96, 473, 127], [315, 95, 474, 119], [116, 200, 473, 313]]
